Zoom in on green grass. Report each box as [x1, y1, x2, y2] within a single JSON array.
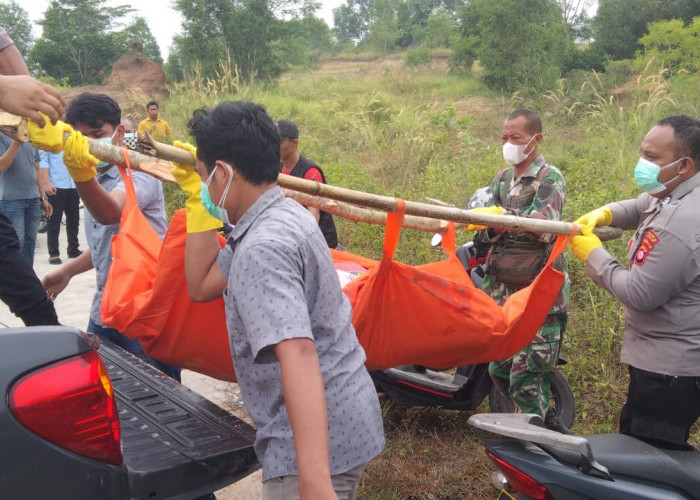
[[154, 55, 700, 498]]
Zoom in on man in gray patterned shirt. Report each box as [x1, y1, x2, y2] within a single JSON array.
[[177, 101, 385, 499]]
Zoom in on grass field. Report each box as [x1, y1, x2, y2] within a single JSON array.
[[157, 54, 700, 498]]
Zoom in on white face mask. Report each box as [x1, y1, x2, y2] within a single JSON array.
[[502, 135, 536, 166]]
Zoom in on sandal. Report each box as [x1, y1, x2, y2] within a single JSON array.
[[49, 256, 62, 265]]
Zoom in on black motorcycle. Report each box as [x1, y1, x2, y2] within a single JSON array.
[[469, 412, 700, 499]]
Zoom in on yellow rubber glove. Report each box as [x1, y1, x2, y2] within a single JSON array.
[[465, 205, 506, 231], [27, 113, 73, 154], [571, 233, 603, 262], [62, 130, 98, 182], [171, 140, 221, 233], [574, 207, 612, 236]]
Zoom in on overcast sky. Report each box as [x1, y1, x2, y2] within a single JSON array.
[[23, 0, 343, 59]]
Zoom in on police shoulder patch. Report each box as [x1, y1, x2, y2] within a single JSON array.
[[634, 229, 659, 266]]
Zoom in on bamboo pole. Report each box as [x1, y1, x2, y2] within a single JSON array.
[[6, 119, 622, 240]]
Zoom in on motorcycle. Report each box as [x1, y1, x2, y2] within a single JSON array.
[[369, 239, 576, 432], [468, 412, 700, 499]]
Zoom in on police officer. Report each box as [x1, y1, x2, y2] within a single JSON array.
[[573, 114, 700, 450]]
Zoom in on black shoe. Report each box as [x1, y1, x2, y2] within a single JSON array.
[[49, 256, 62, 265], [68, 249, 83, 258], [544, 407, 571, 434]]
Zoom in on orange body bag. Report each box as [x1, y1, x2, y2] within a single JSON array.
[[100, 157, 235, 381], [101, 163, 569, 381], [340, 200, 571, 369]]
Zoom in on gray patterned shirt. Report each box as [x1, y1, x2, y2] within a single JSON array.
[[216, 186, 384, 481], [85, 166, 167, 325]]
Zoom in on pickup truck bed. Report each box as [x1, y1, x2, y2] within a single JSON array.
[[100, 338, 259, 499], [0, 326, 258, 500]]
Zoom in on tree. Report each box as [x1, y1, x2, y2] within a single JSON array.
[[455, 0, 569, 92], [173, 0, 322, 82], [369, 0, 399, 54], [30, 0, 133, 85], [333, 0, 373, 45], [593, 0, 700, 60], [0, 1, 33, 58], [637, 17, 700, 75], [113, 16, 163, 65]]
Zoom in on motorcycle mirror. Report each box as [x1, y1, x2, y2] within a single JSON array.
[[431, 233, 443, 247]]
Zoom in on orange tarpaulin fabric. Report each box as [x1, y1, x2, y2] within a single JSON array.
[[100, 154, 236, 381], [101, 161, 570, 380], [341, 200, 572, 370]]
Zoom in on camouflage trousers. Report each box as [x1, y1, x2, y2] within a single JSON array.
[[488, 313, 566, 418]]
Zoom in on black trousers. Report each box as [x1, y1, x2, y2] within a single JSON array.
[[0, 212, 58, 325], [620, 365, 700, 449], [47, 187, 80, 257]]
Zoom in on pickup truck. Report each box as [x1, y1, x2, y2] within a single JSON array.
[[0, 325, 259, 499]]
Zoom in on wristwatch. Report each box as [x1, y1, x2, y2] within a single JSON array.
[[40, 197, 47, 202]]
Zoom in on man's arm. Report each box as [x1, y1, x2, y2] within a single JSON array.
[[35, 161, 53, 218], [275, 337, 336, 499], [75, 178, 126, 225], [0, 139, 20, 171], [0, 42, 28, 75], [184, 231, 227, 301], [0, 34, 64, 125], [42, 250, 93, 301], [586, 228, 697, 312]]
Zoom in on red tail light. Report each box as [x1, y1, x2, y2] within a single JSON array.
[[9, 350, 122, 465], [485, 449, 553, 500]]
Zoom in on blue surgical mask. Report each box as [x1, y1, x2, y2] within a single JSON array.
[[201, 163, 233, 225], [96, 128, 118, 168], [634, 157, 682, 194]]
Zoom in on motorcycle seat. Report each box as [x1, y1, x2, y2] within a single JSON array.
[[543, 434, 700, 495]]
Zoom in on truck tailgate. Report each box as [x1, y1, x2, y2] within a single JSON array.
[[98, 339, 259, 500]]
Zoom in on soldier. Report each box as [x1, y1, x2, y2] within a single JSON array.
[[478, 108, 570, 432], [573, 115, 700, 449]]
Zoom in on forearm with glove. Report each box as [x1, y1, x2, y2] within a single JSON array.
[[571, 206, 610, 263], [171, 140, 221, 233], [464, 205, 506, 231]]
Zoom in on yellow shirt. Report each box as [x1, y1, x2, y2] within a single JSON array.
[[138, 118, 171, 142]]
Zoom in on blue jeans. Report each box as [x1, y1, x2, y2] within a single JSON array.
[[87, 319, 182, 382], [0, 198, 41, 265]]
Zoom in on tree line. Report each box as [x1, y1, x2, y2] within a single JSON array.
[[3, 0, 700, 92]]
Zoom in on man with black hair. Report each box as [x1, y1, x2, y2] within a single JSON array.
[[480, 108, 569, 432], [138, 100, 170, 142], [277, 119, 339, 248], [574, 114, 700, 450], [175, 101, 384, 499], [42, 92, 181, 381]]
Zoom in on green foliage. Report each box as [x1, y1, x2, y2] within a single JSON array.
[[465, 0, 571, 93], [404, 46, 431, 68], [636, 17, 700, 76], [333, 0, 373, 45], [30, 0, 133, 86], [173, 0, 330, 82], [369, 0, 400, 55], [0, 1, 33, 58], [593, 0, 700, 61], [113, 16, 163, 65]]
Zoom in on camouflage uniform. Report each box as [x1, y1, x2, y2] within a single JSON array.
[[482, 154, 570, 417]]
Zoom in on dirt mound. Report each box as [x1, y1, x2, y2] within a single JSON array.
[[63, 44, 168, 122]]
